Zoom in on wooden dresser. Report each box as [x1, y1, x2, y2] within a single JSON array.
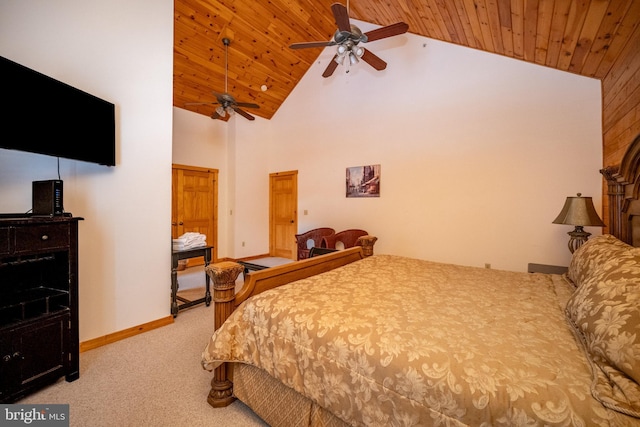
[[0, 214, 82, 402]]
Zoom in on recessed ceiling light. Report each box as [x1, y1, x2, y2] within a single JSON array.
[[261, 85, 268, 92]]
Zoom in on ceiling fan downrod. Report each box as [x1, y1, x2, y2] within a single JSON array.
[[217, 38, 232, 117], [184, 36, 259, 121], [222, 38, 230, 94]]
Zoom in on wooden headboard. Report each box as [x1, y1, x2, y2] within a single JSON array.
[[601, 133, 640, 247]]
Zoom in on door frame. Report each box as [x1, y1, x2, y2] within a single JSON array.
[[269, 170, 298, 258], [172, 164, 219, 263]]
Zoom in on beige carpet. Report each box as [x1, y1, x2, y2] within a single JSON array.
[[176, 286, 209, 302], [18, 303, 268, 427]]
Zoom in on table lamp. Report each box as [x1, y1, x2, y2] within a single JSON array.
[[553, 193, 605, 253]]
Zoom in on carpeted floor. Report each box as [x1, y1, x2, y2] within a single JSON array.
[[17, 304, 268, 427]]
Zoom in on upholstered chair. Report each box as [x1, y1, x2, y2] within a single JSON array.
[[295, 227, 335, 260]]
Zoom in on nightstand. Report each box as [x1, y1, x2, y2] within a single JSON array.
[[527, 263, 568, 274]]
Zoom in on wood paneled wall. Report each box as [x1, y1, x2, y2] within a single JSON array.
[[601, 24, 640, 233]]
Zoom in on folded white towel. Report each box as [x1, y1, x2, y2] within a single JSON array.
[[177, 232, 205, 242], [173, 232, 207, 250]]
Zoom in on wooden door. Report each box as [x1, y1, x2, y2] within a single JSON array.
[[172, 164, 218, 264], [269, 171, 298, 259]]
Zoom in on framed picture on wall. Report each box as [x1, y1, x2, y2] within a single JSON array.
[[346, 164, 380, 198]]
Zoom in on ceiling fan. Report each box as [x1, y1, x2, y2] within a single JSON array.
[[186, 38, 259, 121], [289, 2, 409, 78]]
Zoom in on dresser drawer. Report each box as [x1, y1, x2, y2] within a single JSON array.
[[0, 228, 8, 256], [13, 224, 70, 253]]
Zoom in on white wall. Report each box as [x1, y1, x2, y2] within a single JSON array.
[[0, 0, 174, 342], [269, 30, 603, 271], [175, 24, 603, 272], [172, 108, 230, 256], [171, 108, 272, 259], [230, 117, 272, 258]]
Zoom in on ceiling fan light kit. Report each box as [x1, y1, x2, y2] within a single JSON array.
[[184, 37, 259, 121], [215, 105, 226, 118], [334, 41, 364, 67], [289, 2, 408, 78]]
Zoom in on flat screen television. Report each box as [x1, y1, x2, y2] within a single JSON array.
[[0, 56, 116, 166]]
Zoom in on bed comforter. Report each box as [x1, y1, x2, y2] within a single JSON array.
[[202, 254, 639, 426]]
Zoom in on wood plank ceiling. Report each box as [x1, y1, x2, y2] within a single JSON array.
[[174, 0, 640, 121]]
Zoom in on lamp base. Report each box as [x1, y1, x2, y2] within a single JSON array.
[[567, 226, 591, 254]]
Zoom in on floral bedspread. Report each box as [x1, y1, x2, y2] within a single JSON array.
[[203, 255, 639, 426]]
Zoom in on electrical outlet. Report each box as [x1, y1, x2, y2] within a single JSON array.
[[304, 209, 308, 215], [485, 263, 491, 269], [242, 241, 245, 247]]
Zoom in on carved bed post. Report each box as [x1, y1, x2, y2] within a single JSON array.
[[206, 261, 244, 407], [601, 166, 624, 238], [356, 235, 378, 257]]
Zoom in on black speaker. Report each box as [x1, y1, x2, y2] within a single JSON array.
[[32, 180, 64, 216]]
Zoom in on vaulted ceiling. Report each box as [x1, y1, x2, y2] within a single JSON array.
[[174, 0, 640, 121]]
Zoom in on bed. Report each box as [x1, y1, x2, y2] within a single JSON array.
[[202, 136, 640, 426]]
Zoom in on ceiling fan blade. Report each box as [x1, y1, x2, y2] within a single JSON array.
[[331, 3, 351, 32], [322, 56, 340, 78], [234, 108, 255, 121], [364, 22, 409, 42], [235, 102, 260, 109], [290, 41, 335, 49], [185, 102, 221, 106], [361, 49, 387, 71]]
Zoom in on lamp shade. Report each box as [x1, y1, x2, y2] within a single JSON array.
[[552, 193, 605, 227]]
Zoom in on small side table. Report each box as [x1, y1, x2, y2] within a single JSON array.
[[527, 263, 568, 275], [237, 260, 270, 276], [171, 246, 213, 317]]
